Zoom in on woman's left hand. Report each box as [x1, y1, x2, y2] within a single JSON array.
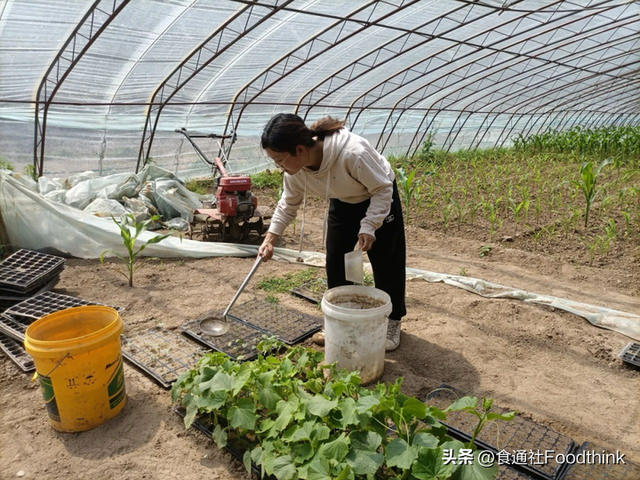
[[358, 233, 376, 252]]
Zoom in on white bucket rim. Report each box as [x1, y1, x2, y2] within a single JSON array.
[[321, 285, 392, 321]]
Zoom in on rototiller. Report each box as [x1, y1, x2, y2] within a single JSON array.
[[176, 128, 270, 242]]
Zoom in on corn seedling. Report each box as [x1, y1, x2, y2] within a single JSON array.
[[576, 158, 612, 227], [395, 167, 420, 223], [100, 213, 171, 287], [442, 202, 453, 234], [621, 210, 631, 237]]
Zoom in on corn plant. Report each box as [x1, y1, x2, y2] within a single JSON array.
[[576, 158, 612, 228], [621, 210, 631, 237], [100, 213, 171, 287]]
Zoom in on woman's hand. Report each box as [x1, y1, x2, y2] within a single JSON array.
[[357, 233, 376, 252], [258, 232, 279, 261]]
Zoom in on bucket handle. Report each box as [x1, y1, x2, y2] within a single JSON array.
[[40, 352, 71, 378]]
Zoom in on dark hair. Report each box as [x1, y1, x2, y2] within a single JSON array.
[[261, 114, 345, 154]]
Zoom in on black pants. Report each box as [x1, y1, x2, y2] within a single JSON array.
[[326, 181, 406, 320]]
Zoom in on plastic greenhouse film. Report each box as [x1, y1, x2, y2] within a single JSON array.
[[405, 268, 640, 342], [83, 198, 128, 218], [65, 173, 140, 209], [0, 171, 255, 259], [1, 170, 637, 342]]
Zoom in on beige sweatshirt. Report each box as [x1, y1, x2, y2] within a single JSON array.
[[268, 128, 395, 239]]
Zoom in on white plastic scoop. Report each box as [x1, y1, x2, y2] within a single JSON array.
[[344, 250, 364, 285]]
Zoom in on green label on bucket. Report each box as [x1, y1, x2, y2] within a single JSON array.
[[38, 374, 60, 422], [107, 358, 126, 410]]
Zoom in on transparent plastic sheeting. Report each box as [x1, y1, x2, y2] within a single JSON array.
[[1, 171, 638, 342], [1, 1, 639, 176]]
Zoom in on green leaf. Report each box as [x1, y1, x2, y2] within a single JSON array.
[[200, 371, 235, 393], [283, 421, 314, 443], [413, 432, 439, 448], [243, 450, 252, 474], [228, 398, 257, 430], [307, 457, 332, 480], [233, 363, 252, 395], [273, 455, 298, 480], [412, 447, 452, 480], [385, 438, 418, 470], [251, 446, 263, 464], [450, 451, 497, 480], [271, 412, 293, 435], [310, 424, 330, 443], [292, 442, 314, 463], [345, 449, 384, 476], [307, 395, 338, 418], [335, 464, 352, 480], [258, 418, 275, 433], [350, 431, 382, 452], [446, 396, 477, 412], [277, 396, 299, 416], [337, 397, 359, 428], [402, 397, 427, 419], [184, 401, 197, 428], [259, 383, 282, 410], [304, 378, 324, 394], [201, 390, 227, 412], [345, 431, 384, 476], [212, 424, 227, 448], [320, 433, 350, 462], [355, 394, 380, 413], [486, 411, 515, 422]]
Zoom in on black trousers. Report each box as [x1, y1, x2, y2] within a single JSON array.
[[325, 181, 406, 320]]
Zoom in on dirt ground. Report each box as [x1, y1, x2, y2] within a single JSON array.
[[1, 204, 639, 480]]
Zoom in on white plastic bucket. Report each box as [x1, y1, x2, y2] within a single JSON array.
[[321, 285, 392, 385]]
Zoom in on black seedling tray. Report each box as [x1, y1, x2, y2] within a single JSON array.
[[426, 384, 575, 480], [121, 328, 207, 388], [290, 278, 327, 304], [0, 332, 34, 372], [0, 275, 61, 311], [228, 298, 322, 344], [174, 407, 266, 478], [5, 291, 121, 322], [618, 342, 640, 369], [560, 442, 640, 479], [496, 465, 537, 479], [181, 318, 262, 361], [0, 314, 30, 342], [0, 292, 122, 342], [0, 249, 65, 292]]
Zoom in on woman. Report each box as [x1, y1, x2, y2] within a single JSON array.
[[258, 113, 406, 351]]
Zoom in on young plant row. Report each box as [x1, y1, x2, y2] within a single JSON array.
[[513, 125, 640, 163], [171, 339, 514, 480], [389, 129, 639, 265]]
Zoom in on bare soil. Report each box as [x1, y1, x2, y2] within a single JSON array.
[[1, 201, 639, 480]]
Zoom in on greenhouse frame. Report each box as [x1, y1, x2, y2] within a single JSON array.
[[1, 0, 638, 179]]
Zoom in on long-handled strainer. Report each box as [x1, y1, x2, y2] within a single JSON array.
[[199, 256, 263, 336]]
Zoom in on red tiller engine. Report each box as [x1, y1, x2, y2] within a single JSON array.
[[175, 128, 270, 242], [215, 170, 257, 220]]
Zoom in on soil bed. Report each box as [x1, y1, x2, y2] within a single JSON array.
[[1, 194, 639, 479]]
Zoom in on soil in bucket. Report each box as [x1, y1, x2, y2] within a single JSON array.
[[24, 306, 127, 432], [321, 286, 392, 385]]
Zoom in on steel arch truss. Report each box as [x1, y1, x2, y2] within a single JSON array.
[[136, 0, 294, 172], [222, 0, 420, 149], [33, 0, 130, 176], [319, 0, 638, 155]]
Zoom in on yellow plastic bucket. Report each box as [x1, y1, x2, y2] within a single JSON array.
[[24, 306, 127, 432]]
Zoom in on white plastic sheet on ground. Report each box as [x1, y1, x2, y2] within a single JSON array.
[[1, 171, 638, 342]]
